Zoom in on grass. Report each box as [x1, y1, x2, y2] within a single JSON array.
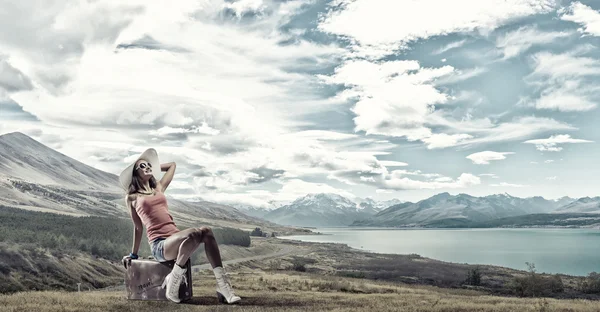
[[1, 270, 599, 312]]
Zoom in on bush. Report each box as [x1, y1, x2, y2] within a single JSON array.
[[578, 272, 600, 294], [250, 227, 263, 237], [290, 256, 316, 272], [509, 262, 564, 297], [212, 227, 251, 247], [464, 267, 482, 286]]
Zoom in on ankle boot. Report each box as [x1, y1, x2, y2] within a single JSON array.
[[161, 264, 187, 303], [213, 266, 241, 304]]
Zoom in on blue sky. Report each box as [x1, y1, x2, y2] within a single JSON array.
[[1, 0, 600, 207]]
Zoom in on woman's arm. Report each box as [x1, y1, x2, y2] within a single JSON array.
[[159, 162, 176, 192], [126, 196, 143, 256]]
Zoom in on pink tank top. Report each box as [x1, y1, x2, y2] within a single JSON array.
[[134, 191, 180, 242]]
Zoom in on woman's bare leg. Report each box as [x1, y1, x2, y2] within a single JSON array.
[[163, 226, 223, 268], [200, 227, 223, 268], [163, 228, 203, 267]]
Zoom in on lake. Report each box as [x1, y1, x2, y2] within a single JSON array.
[[280, 227, 600, 276]]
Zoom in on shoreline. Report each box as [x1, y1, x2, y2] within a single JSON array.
[[276, 229, 598, 278]]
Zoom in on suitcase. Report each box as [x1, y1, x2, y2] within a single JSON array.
[[124, 259, 193, 301]]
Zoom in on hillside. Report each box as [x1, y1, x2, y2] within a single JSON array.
[[0, 132, 120, 191]]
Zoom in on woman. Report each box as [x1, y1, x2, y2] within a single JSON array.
[[119, 148, 241, 304]]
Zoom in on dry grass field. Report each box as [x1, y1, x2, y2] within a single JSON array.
[[2, 270, 600, 312]]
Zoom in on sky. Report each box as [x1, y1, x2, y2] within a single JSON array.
[[1, 0, 600, 207]]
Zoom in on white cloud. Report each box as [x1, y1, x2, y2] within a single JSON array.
[[435, 67, 488, 85], [379, 161, 409, 167], [560, 2, 600, 36], [524, 50, 600, 112], [479, 173, 499, 179], [546, 176, 557, 180], [377, 172, 481, 190], [466, 151, 515, 165], [545, 159, 555, 163], [149, 123, 221, 136], [433, 39, 468, 55], [318, 0, 558, 58], [491, 182, 528, 187], [524, 134, 593, 152], [427, 114, 576, 148], [318, 59, 454, 142], [496, 25, 572, 60]]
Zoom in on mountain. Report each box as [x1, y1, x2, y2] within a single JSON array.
[[0, 132, 120, 191], [352, 192, 577, 227], [232, 205, 272, 218], [553, 197, 600, 214], [263, 193, 379, 227], [0, 132, 279, 229], [357, 197, 403, 211]]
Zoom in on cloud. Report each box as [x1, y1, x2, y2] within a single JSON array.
[[495, 25, 572, 60], [0, 55, 33, 92], [433, 39, 468, 55], [546, 176, 557, 180], [490, 182, 528, 187], [560, 2, 600, 37], [479, 173, 499, 179], [524, 50, 600, 112], [545, 159, 554, 163], [376, 172, 481, 191], [379, 161, 408, 167], [116, 35, 190, 53], [318, 59, 455, 142], [148, 123, 221, 137], [318, 0, 558, 58], [426, 114, 576, 148], [523, 134, 593, 152], [466, 151, 515, 165]]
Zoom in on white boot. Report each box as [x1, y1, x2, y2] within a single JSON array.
[[213, 266, 241, 304], [161, 264, 187, 303]]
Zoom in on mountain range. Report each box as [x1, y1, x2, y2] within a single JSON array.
[[251, 190, 597, 228], [1, 131, 598, 229], [351, 192, 585, 227]]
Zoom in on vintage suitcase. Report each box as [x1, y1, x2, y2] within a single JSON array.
[[124, 259, 193, 301]]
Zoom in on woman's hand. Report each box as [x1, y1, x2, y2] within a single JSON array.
[[122, 255, 134, 269]]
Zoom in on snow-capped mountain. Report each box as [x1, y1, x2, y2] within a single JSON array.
[[358, 197, 403, 211], [553, 197, 600, 214], [263, 193, 380, 227], [352, 192, 578, 227]]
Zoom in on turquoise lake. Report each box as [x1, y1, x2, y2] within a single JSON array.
[[280, 227, 600, 276]]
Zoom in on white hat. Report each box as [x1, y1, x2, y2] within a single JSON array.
[[119, 148, 161, 191]]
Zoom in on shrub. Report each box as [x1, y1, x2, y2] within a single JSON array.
[[578, 272, 600, 294], [464, 267, 482, 286], [509, 262, 564, 297], [212, 227, 251, 247], [250, 227, 263, 237]]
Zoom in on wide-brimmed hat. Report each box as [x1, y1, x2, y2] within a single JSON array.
[[119, 148, 161, 191]]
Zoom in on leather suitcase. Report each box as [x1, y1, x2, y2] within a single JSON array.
[[124, 259, 193, 301]]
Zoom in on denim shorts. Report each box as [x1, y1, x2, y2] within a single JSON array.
[[150, 238, 167, 262]]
